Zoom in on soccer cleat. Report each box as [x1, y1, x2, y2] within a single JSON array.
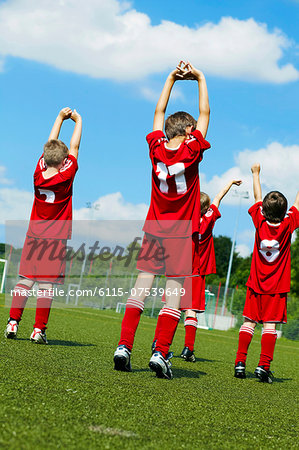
[[149, 351, 173, 380], [151, 339, 157, 354], [180, 346, 196, 362], [30, 328, 48, 344], [254, 366, 273, 383], [114, 345, 132, 372], [234, 361, 246, 379], [4, 319, 19, 339]]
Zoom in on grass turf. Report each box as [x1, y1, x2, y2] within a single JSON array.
[[0, 298, 298, 449]]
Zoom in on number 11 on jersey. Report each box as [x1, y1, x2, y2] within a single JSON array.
[[156, 162, 187, 194]]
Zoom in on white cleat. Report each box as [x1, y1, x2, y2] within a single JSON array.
[[30, 328, 48, 344], [4, 320, 19, 339], [114, 345, 132, 372], [149, 351, 173, 380]]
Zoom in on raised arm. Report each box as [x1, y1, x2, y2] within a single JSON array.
[[251, 163, 262, 203], [48, 107, 72, 141], [153, 62, 186, 132], [212, 180, 242, 209], [69, 109, 82, 160], [184, 62, 210, 138], [293, 192, 299, 211]]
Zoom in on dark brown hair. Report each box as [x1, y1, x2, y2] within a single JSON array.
[[200, 192, 211, 216], [165, 111, 196, 140], [262, 191, 288, 223], [43, 139, 69, 167]]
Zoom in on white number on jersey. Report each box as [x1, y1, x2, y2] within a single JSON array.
[[259, 239, 280, 263], [38, 189, 55, 203], [156, 162, 187, 194]]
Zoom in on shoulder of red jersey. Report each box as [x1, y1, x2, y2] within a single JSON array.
[[207, 204, 221, 218], [248, 201, 263, 215], [146, 130, 167, 144], [59, 154, 78, 173], [185, 129, 211, 151]]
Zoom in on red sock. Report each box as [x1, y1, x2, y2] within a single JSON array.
[[258, 329, 277, 370], [184, 316, 198, 352], [153, 309, 164, 343], [118, 298, 144, 351], [155, 308, 181, 358], [34, 289, 53, 330], [9, 283, 30, 322], [235, 324, 255, 365]]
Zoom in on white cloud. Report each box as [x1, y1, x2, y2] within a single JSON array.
[[235, 243, 251, 258], [0, 1, 297, 83], [74, 192, 148, 220], [0, 166, 13, 185], [0, 187, 33, 224], [201, 142, 299, 207]]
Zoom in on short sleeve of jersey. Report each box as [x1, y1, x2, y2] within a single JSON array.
[[59, 155, 78, 181], [146, 130, 168, 157], [34, 155, 46, 178], [248, 201, 263, 229], [185, 129, 211, 156], [286, 206, 299, 233], [200, 204, 221, 235]]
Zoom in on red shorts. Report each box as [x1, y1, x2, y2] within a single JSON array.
[[19, 236, 67, 285], [243, 288, 287, 324], [180, 276, 206, 312], [136, 233, 199, 277]]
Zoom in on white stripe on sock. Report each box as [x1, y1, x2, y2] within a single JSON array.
[[126, 299, 144, 311]]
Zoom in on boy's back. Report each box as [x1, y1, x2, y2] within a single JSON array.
[[247, 200, 299, 294], [28, 153, 78, 239], [145, 128, 210, 237]]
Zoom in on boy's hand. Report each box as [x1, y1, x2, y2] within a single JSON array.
[[71, 109, 81, 122], [59, 107, 72, 121], [169, 61, 190, 81], [183, 62, 204, 81], [232, 180, 242, 186], [251, 163, 261, 174]]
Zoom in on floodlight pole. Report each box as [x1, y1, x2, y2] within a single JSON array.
[[222, 190, 249, 314]]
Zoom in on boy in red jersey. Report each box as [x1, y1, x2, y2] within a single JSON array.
[[114, 61, 211, 379], [5, 107, 82, 344], [179, 179, 242, 362], [234, 163, 299, 382]]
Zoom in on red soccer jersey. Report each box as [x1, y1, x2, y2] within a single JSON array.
[[199, 204, 221, 275], [143, 129, 210, 237], [27, 154, 78, 239], [246, 201, 299, 294]]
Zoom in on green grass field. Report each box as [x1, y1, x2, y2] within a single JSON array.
[[0, 296, 298, 449]]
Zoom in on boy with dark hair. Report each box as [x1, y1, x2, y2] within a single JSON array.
[[180, 179, 242, 361], [234, 163, 299, 382], [5, 107, 82, 343], [114, 61, 211, 379]]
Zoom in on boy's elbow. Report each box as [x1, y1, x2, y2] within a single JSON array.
[[202, 107, 210, 116]]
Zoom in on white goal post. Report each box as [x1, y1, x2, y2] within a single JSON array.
[[0, 258, 8, 294]]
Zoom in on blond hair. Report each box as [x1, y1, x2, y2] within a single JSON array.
[[43, 139, 68, 167]]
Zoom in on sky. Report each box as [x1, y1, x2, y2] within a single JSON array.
[[0, 0, 299, 256]]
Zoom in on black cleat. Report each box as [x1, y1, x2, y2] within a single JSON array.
[[113, 345, 132, 372], [181, 347, 196, 362], [234, 361, 246, 379], [254, 366, 273, 383]]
